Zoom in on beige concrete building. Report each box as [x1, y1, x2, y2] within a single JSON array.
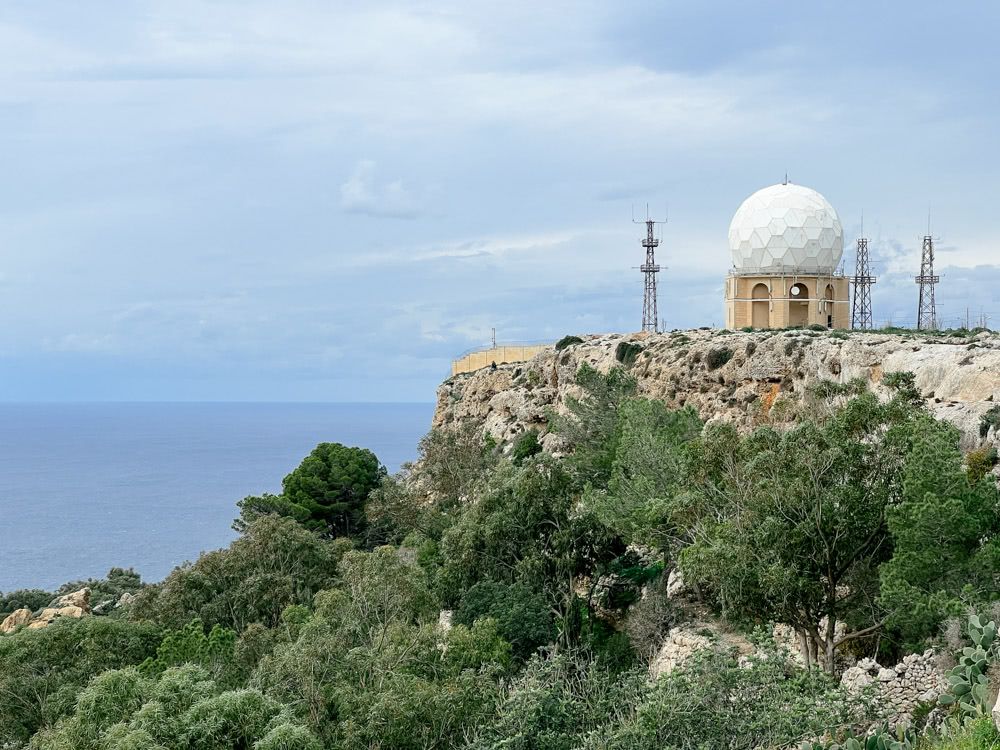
[[725, 182, 850, 329], [724, 273, 849, 329]]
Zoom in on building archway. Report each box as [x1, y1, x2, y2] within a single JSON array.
[[824, 284, 835, 328], [788, 282, 809, 327], [751, 283, 770, 328]]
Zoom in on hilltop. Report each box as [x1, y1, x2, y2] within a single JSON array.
[[436, 327, 1000, 455]]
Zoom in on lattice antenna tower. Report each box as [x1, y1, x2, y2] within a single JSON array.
[[633, 204, 666, 333], [850, 214, 877, 329], [915, 215, 940, 330]]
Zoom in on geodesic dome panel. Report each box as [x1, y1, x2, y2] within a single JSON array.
[[728, 183, 843, 274]]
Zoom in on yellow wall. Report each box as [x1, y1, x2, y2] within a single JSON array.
[[724, 273, 850, 329], [451, 345, 550, 376]]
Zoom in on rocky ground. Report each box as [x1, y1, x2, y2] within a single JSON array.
[[435, 328, 1000, 454]]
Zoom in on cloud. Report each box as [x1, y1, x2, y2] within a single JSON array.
[[339, 160, 421, 219], [0, 1, 996, 401]]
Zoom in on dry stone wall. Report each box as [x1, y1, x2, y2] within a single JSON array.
[[840, 651, 946, 728]]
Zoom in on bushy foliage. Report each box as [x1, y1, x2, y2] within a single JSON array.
[[590, 398, 702, 550], [966, 445, 998, 484], [615, 341, 644, 367], [679, 390, 921, 671], [880, 425, 1000, 648], [252, 546, 509, 747], [550, 364, 637, 488], [131, 517, 348, 631], [705, 346, 733, 370], [142, 619, 238, 684], [554, 335, 584, 351], [413, 423, 498, 504], [0, 588, 52, 617], [511, 429, 542, 465], [980, 405, 1000, 438], [237, 442, 385, 538], [584, 649, 860, 750], [28, 664, 319, 750], [466, 652, 646, 750], [437, 457, 621, 639], [0, 617, 161, 744], [455, 581, 554, 660]]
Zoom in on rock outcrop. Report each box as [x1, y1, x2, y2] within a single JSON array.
[[1, 588, 93, 633], [840, 651, 946, 728], [649, 626, 713, 679], [0, 608, 32, 634], [435, 329, 1000, 453]]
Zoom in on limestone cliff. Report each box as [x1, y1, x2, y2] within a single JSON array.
[[434, 328, 1000, 453]]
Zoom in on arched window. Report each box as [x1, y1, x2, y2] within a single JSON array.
[[751, 283, 769, 328]]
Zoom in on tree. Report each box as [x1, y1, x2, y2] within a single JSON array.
[[28, 664, 319, 750], [455, 581, 554, 660], [236, 443, 385, 538], [879, 418, 1000, 648], [550, 364, 637, 489], [437, 456, 624, 651], [251, 546, 509, 748], [679, 390, 918, 672], [131, 517, 349, 632], [589, 398, 703, 551], [414, 423, 498, 504], [0, 617, 161, 745]]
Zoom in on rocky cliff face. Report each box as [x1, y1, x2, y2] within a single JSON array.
[[435, 328, 1000, 453]]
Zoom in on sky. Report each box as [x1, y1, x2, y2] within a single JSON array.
[[0, 1, 997, 402]]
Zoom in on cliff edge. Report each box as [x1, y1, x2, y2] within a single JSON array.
[[435, 328, 1000, 453]]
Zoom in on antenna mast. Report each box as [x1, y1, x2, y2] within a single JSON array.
[[850, 220, 876, 329], [633, 206, 666, 332], [915, 232, 940, 330]]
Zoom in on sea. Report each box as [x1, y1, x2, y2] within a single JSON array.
[[0, 402, 434, 593]]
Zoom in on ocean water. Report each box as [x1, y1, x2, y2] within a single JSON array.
[[0, 402, 434, 592]]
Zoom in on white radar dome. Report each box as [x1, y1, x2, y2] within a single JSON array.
[[728, 183, 843, 275]]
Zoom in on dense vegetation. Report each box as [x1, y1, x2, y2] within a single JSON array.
[[1, 382, 998, 749]]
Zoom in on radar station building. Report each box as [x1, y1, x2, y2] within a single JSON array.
[[724, 183, 849, 329]]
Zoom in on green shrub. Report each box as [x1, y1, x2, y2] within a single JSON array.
[[741, 326, 754, 332], [615, 341, 644, 367], [455, 581, 554, 660], [29, 664, 318, 750], [555, 335, 584, 351], [142, 619, 238, 683], [0, 588, 52, 618], [966, 446, 998, 484], [979, 405, 1000, 438], [0, 617, 161, 744], [511, 430, 542, 465], [130, 517, 347, 632], [587, 650, 859, 750], [705, 347, 733, 370]]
